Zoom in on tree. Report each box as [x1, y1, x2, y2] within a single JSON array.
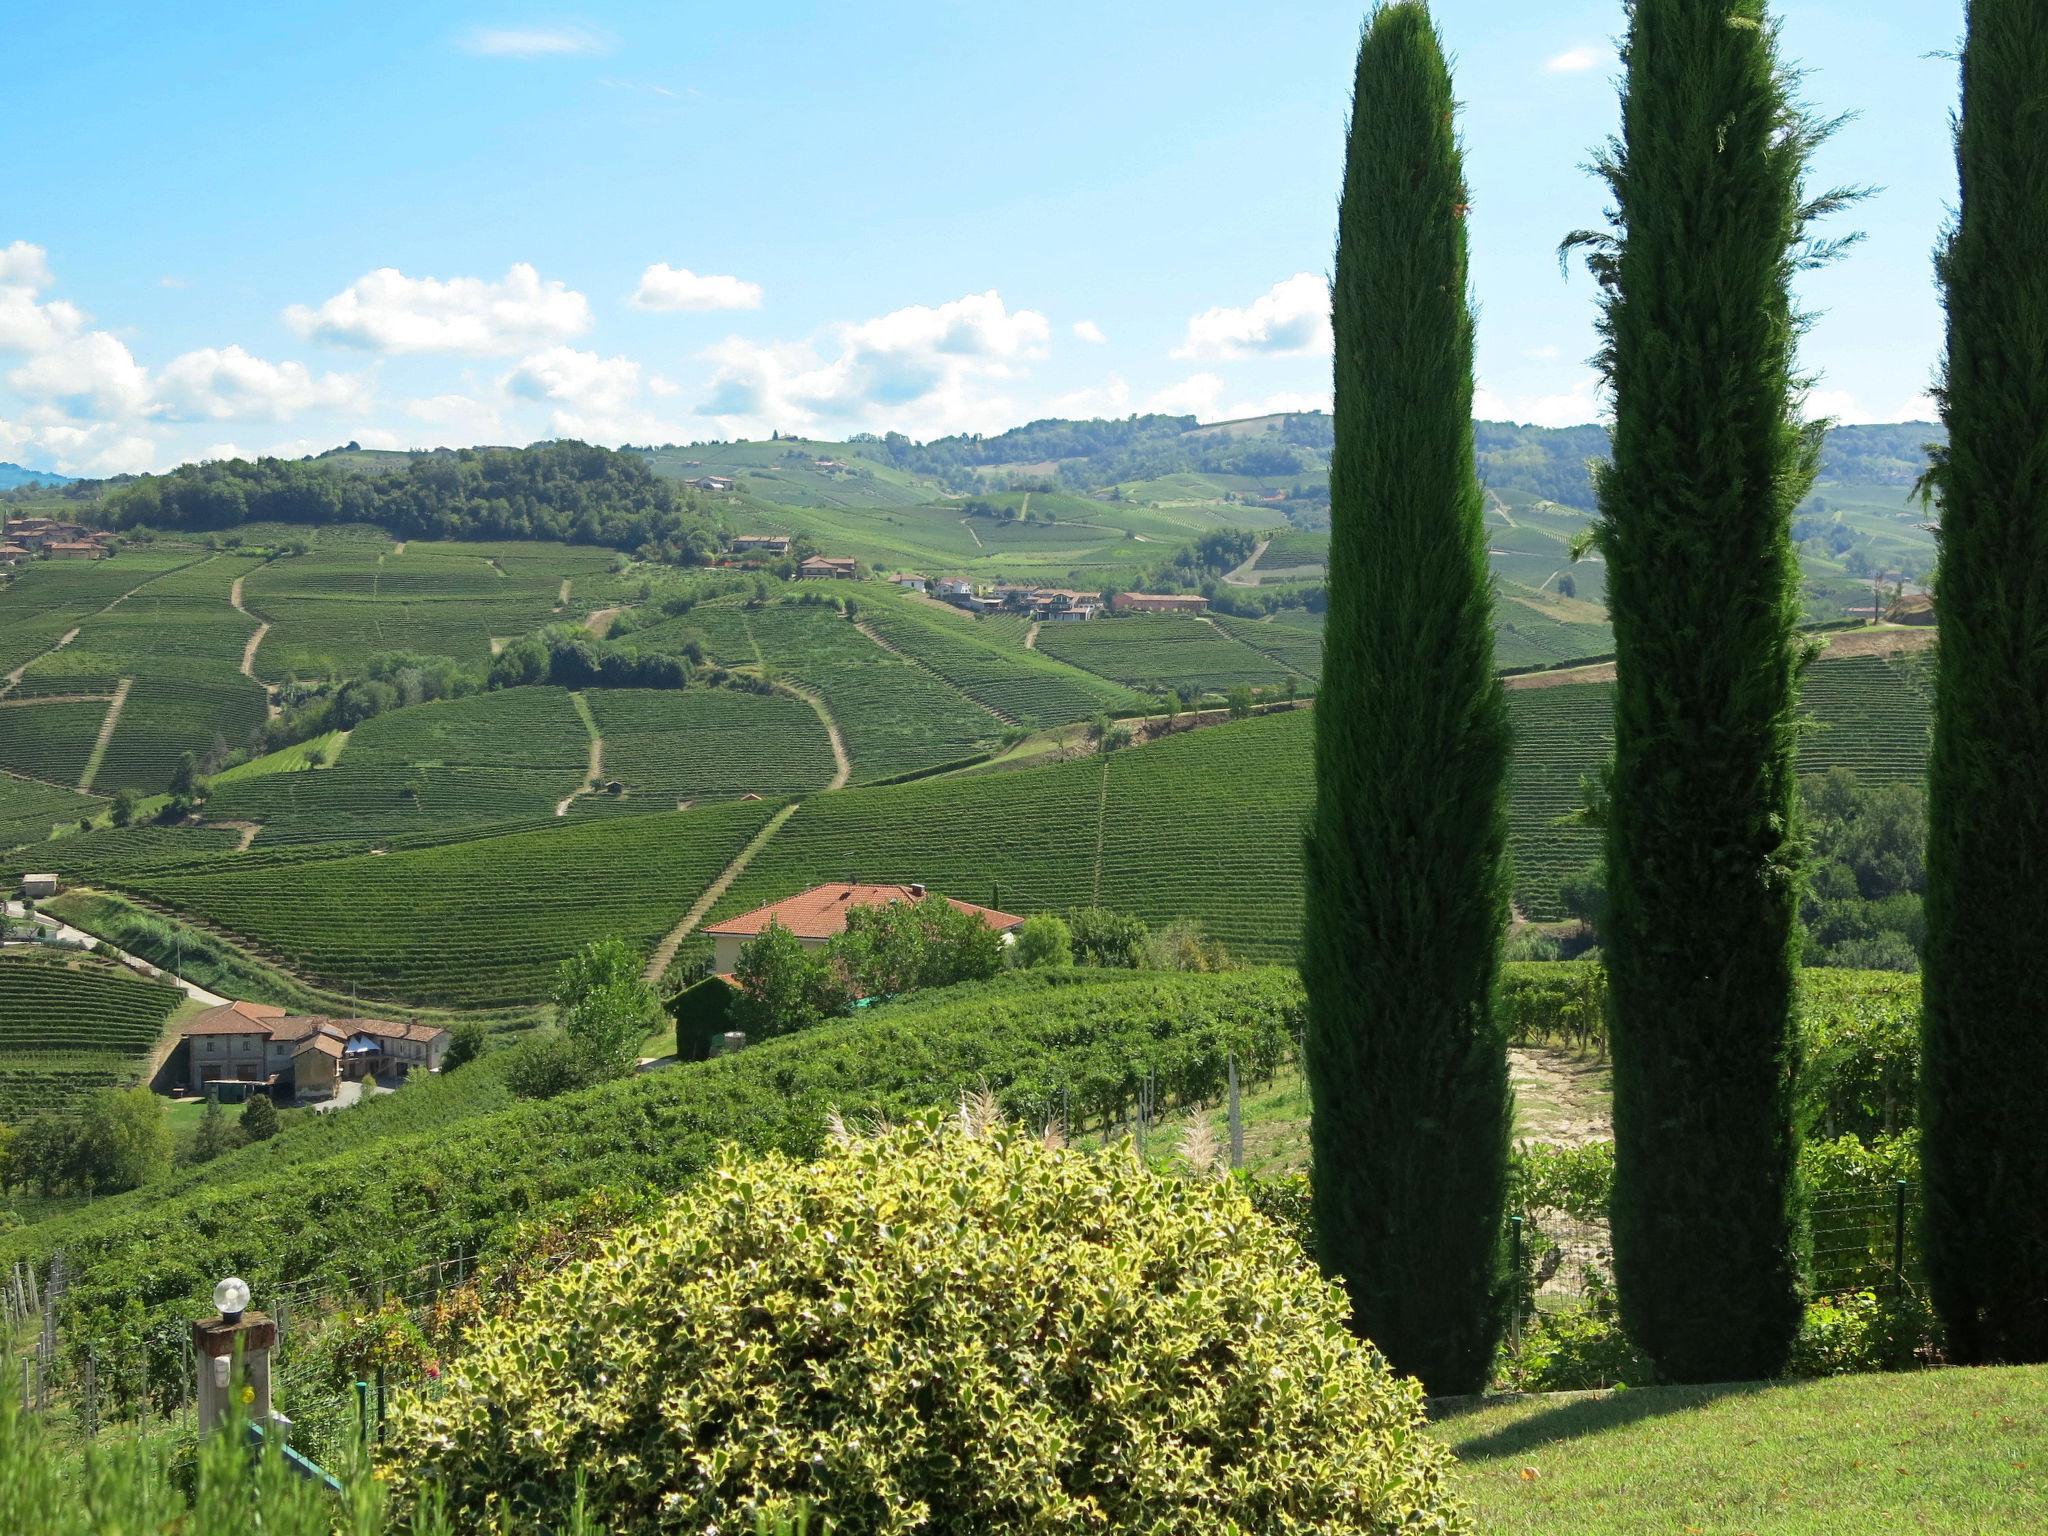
[[169, 751, 199, 798], [1920, 0, 2048, 1365], [1565, 0, 1855, 1382], [1012, 913, 1072, 969], [553, 937, 662, 1084], [110, 788, 140, 828], [1225, 686, 1254, 721], [239, 1093, 279, 1143], [442, 1019, 487, 1073], [731, 921, 852, 1041], [73, 1087, 172, 1193], [187, 1090, 238, 1165], [1066, 907, 1150, 969], [1302, 0, 1514, 1397]]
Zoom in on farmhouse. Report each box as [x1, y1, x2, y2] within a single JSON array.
[[731, 534, 791, 557], [179, 1001, 451, 1102], [891, 573, 930, 594], [797, 555, 858, 580], [690, 475, 737, 493], [46, 541, 105, 561], [703, 882, 1025, 974], [1112, 592, 1210, 615], [0, 545, 26, 566], [17, 874, 59, 900]]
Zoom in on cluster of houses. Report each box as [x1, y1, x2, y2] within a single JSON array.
[[0, 517, 112, 566], [177, 999, 450, 1104]]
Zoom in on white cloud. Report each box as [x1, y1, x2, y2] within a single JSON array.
[[7, 332, 152, 419], [405, 393, 507, 443], [458, 24, 612, 58], [696, 290, 1050, 439], [1889, 394, 1939, 424], [1046, 375, 1133, 419], [1523, 344, 1564, 362], [501, 345, 670, 441], [0, 242, 87, 354], [1474, 373, 1605, 428], [1802, 387, 1862, 423], [155, 345, 370, 421], [285, 264, 593, 356], [1545, 46, 1605, 74], [1143, 373, 1330, 423], [0, 412, 157, 476], [1072, 320, 1106, 345], [1173, 273, 1330, 360], [630, 264, 763, 313]]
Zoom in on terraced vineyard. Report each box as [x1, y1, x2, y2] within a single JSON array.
[[0, 952, 184, 1118], [0, 775, 102, 851], [207, 688, 591, 844], [2, 824, 250, 886], [1252, 529, 1330, 572], [1214, 613, 1323, 682], [1799, 652, 1934, 781], [1504, 682, 1613, 918], [0, 700, 111, 786], [574, 688, 836, 810], [658, 599, 1001, 781], [1035, 614, 1300, 693], [0, 549, 202, 681], [857, 591, 1143, 726], [122, 799, 784, 1006]]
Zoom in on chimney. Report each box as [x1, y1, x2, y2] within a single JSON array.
[[910, 883, 927, 899]]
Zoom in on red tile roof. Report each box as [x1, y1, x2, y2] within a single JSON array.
[[703, 883, 1025, 942], [182, 1000, 289, 1036]]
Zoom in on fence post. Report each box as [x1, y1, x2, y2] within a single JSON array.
[[1892, 1180, 1909, 1291], [82, 1346, 96, 1440], [1509, 1216, 1525, 1352], [356, 1379, 370, 1446], [1226, 1052, 1243, 1172]]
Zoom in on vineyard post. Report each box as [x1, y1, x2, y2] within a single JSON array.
[[1227, 1053, 1243, 1171]]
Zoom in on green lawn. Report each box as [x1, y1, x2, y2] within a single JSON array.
[[1440, 1366, 2048, 1534]]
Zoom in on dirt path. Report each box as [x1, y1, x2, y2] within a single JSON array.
[[206, 820, 264, 853], [1509, 1046, 1613, 1147], [1090, 756, 1111, 906], [228, 572, 279, 714], [392, 541, 406, 554], [1221, 538, 1272, 588], [1023, 621, 1040, 650], [2, 900, 231, 1007], [559, 578, 572, 604], [1503, 624, 1939, 691], [643, 803, 802, 983], [777, 682, 850, 789], [556, 694, 605, 816], [0, 692, 114, 708], [76, 678, 132, 793], [583, 606, 621, 638], [959, 519, 985, 549]]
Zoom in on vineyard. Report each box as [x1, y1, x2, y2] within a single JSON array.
[[1504, 682, 1614, 917], [1035, 614, 1301, 693], [0, 951, 184, 1119], [2, 824, 250, 887], [206, 687, 593, 844], [574, 687, 837, 810], [1798, 653, 1934, 781], [1214, 613, 1324, 682], [855, 590, 1144, 726], [0, 700, 111, 787], [120, 798, 785, 1006], [0, 549, 203, 681], [0, 775, 101, 850]]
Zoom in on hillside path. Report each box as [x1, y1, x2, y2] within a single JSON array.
[[643, 803, 802, 983], [1502, 624, 1939, 691], [1023, 621, 1040, 650], [76, 678, 132, 793], [229, 575, 273, 688], [583, 606, 621, 637], [0, 552, 206, 698], [959, 519, 984, 549], [556, 693, 605, 816], [777, 681, 850, 789], [0, 692, 114, 708], [2, 901, 231, 1008], [1221, 539, 1271, 587]]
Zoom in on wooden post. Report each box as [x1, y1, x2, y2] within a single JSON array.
[[1227, 1052, 1244, 1172], [192, 1310, 277, 1437]]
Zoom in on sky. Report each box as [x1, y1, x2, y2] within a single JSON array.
[[4, 1, 1967, 477]]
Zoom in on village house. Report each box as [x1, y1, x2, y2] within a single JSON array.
[[730, 534, 792, 558], [179, 1001, 450, 1102], [1112, 591, 1211, 615], [46, 540, 105, 561], [690, 475, 737, 493], [702, 882, 1025, 974], [891, 573, 930, 594], [797, 555, 858, 580], [0, 545, 27, 567], [17, 874, 59, 900], [1035, 588, 1103, 621], [936, 577, 975, 600]]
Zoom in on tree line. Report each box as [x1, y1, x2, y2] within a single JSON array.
[[1308, 0, 2047, 1396]]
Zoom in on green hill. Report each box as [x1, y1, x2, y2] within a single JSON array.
[[0, 950, 184, 1118]]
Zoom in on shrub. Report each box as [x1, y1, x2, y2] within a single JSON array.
[[1011, 912, 1072, 969], [383, 1119, 1469, 1535], [1064, 906, 1148, 968]]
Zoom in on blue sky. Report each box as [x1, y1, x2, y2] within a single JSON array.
[[4, 1, 1965, 476]]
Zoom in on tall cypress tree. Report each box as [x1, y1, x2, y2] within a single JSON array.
[[1304, 0, 1513, 1396], [1567, 1, 1856, 1383], [1921, 0, 2048, 1366]]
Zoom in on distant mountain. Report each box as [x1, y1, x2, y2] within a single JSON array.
[[0, 462, 74, 491]]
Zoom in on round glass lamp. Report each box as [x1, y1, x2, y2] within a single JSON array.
[[213, 1275, 251, 1323]]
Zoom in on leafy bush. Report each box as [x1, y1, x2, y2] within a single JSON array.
[[1788, 1288, 1933, 1377], [1064, 906, 1148, 968], [384, 1119, 1469, 1535], [1011, 911, 1072, 968], [1500, 961, 1607, 1050], [1799, 970, 1920, 1139]]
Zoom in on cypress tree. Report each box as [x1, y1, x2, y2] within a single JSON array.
[[1304, 0, 1513, 1395], [1921, 0, 2048, 1366], [1568, 1, 1856, 1382]]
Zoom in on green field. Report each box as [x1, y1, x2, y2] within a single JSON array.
[[0, 775, 102, 848], [0, 699, 110, 787], [0, 951, 183, 1118], [0, 549, 203, 680], [1442, 1366, 2048, 1536], [205, 687, 592, 844], [1036, 613, 1303, 693], [121, 798, 784, 1006], [575, 686, 838, 809]]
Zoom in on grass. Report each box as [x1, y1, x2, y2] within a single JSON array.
[[1439, 1365, 2048, 1535]]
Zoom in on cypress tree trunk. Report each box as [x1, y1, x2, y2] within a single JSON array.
[[1573, 0, 1846, 1383], [1922, 0, 2048, 1366], [1304, 0, 1513, 1396]]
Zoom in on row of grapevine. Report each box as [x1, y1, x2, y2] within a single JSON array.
[[1035, 614, 1299, 692], [0, 953, 183, 1116], [573, 687, 837, 809]]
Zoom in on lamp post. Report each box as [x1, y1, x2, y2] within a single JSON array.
[[193, 1276, 276, 1437]]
